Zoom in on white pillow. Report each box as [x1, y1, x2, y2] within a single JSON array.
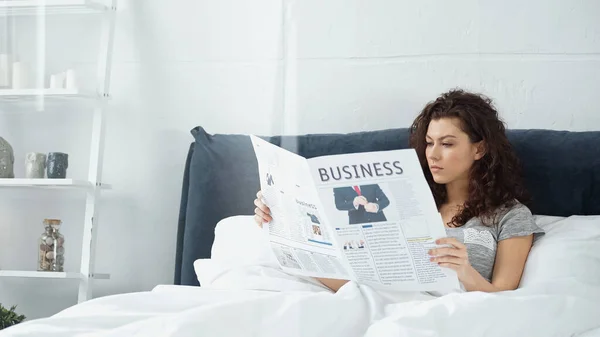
[[520, 215, 600, 287], [193, 215, 332, 291], [205, 215, 278, 267]]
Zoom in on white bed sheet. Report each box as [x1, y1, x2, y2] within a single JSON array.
[[3, 214, 600, 337], [2, 259, 599, 337]]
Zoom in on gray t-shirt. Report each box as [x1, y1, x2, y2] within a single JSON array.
[[444, 202, 545, 282]]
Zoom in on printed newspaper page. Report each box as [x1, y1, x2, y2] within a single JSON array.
[[250, 135, 352, 280], [307, 149, 460, 291]]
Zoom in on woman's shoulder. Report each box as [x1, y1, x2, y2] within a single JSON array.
[[496, 200, 533, 220], [468, 200, 531, 227], [493, 200, 545, 240]]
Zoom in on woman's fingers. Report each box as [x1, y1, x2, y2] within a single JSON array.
[[428, 247, 466, 258], [254, 209, 271, 226], [438, 263, 458, 271], [254, 197, 271, 215], [257, 190, 266, 202], [254, 206, 272, 221], [254, 190, 272, 227], [431, 256, 463, 265], [435, 237, 466, 250], [254, 214, 264, 228]]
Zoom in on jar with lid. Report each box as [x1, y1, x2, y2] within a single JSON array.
[[38, 219, 65, 272]]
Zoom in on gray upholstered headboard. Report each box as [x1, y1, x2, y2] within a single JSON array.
[[174, 126, 600, 286]]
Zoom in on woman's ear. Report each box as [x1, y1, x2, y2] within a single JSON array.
[[474, 141, 486, 160]]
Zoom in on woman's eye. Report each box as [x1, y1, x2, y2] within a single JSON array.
[[442, 143, 453, 147], [426, 142, 433, 146]]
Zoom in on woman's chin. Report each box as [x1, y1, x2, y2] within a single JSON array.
[[431, 174, 450, 184]]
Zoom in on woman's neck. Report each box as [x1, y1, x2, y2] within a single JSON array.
[[445, 178, 469, 207]]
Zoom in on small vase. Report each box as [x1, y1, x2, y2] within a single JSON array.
[[25, 152, 47, 178], [47, 152, 68, 179], [0, 136, 15, 179]]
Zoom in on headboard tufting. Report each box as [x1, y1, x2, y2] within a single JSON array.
[[174, 126, 600, 286]]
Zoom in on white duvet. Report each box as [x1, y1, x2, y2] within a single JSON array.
[[2, 215, 600, 337]]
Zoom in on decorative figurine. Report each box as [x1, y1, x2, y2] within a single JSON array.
[[25, 152, 47, 178], [0, 137, 15, 178]]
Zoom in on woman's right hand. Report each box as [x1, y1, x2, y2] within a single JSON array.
[[254, 191, 272, 228]]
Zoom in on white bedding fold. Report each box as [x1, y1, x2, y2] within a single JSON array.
[[366, 284, 600, 337]]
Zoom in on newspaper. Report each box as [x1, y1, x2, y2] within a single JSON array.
[[250, 135, 460, 292]]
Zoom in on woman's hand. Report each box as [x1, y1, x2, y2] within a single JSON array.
[[429, 237, 478, 285], [254, 191, 349, 293], [254, 191, 272, 228]]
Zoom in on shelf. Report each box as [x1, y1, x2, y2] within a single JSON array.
[[0, 0, 110, 16], [0, 178, 111, 190], [0, 88, 102, 102], [0, 270, 81, 279], [0, 270, 110, 279]]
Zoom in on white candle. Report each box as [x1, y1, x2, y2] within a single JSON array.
[[55, 71, 66, 89], [65, 69, 77, 90], [50, 74, 58, 89], [12, 61, 28, 89]]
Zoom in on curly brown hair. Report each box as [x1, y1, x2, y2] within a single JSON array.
[[409, 89, 529, 227]]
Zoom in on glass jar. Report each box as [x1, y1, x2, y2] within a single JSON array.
[[38, 219, 65, 272]]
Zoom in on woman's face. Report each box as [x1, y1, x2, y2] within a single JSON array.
[[425, 117, 484, 185]]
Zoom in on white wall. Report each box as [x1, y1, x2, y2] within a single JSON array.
[[1, 0, 599, 319]]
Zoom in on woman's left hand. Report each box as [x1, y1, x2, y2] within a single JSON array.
[[429, 237, 477, 284]]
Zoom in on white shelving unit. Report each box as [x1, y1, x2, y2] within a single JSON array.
[[0, 0, 117, 304]]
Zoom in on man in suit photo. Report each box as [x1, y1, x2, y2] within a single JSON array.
[[333, 184, 390, 224]]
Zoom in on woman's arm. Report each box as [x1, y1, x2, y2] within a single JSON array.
[[431, 235, 533, 292], [463, 234, 533, 292], [315, 277, 350, 292]]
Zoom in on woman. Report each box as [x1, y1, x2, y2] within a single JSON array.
[[253, 89, 544, 293]]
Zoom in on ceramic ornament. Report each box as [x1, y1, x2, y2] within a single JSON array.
[[25, 152, 47, 178], [0, 137, 15, 178], [47, 152, 69, 179]]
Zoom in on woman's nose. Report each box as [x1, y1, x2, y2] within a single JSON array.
[[427, 144, 441, 161]]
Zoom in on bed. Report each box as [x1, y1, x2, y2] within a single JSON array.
[[2, 126, 600, 337]]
